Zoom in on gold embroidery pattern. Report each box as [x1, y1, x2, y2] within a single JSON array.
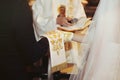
[[67, 0, 74, 18], [59, 31, 73, 42], [46, 31, 63, 55]]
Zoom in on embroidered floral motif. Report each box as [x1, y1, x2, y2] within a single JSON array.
[[67, 0, 74, 18], [46, 31, 64, 55]]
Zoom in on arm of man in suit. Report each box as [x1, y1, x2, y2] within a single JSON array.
[[13, 0, 48, 64]]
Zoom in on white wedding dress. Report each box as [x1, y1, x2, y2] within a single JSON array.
[[69, 0, 120, 80]]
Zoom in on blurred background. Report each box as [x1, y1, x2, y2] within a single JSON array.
[[29, 0, 100, 18], [82, 0, 100, 18]]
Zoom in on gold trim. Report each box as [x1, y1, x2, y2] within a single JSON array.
[[51, 62, 67, 73]]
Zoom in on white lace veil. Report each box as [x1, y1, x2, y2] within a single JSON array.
[[69, 0, 120, 80]]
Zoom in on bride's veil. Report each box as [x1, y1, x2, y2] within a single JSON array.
[[69, 0, 120, 80]]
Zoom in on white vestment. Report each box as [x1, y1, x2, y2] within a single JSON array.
[[32, 0, 57, 41], [32, 0, 87, 69], [32, 0, 86, 41]]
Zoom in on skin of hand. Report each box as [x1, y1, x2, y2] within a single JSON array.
[[66, 17, 72, 21], [57, 17, 73, 27]]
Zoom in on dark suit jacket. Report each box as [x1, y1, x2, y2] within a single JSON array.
[[0, 0, 49, 79]]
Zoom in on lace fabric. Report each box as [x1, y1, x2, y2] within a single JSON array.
[[69, 0, 120, 80]]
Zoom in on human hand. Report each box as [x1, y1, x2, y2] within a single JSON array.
[[66, 17, 72, 21], [57, 17, 73, 27]]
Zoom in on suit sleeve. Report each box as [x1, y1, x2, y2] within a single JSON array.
[[13, 0, 48, 64]]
